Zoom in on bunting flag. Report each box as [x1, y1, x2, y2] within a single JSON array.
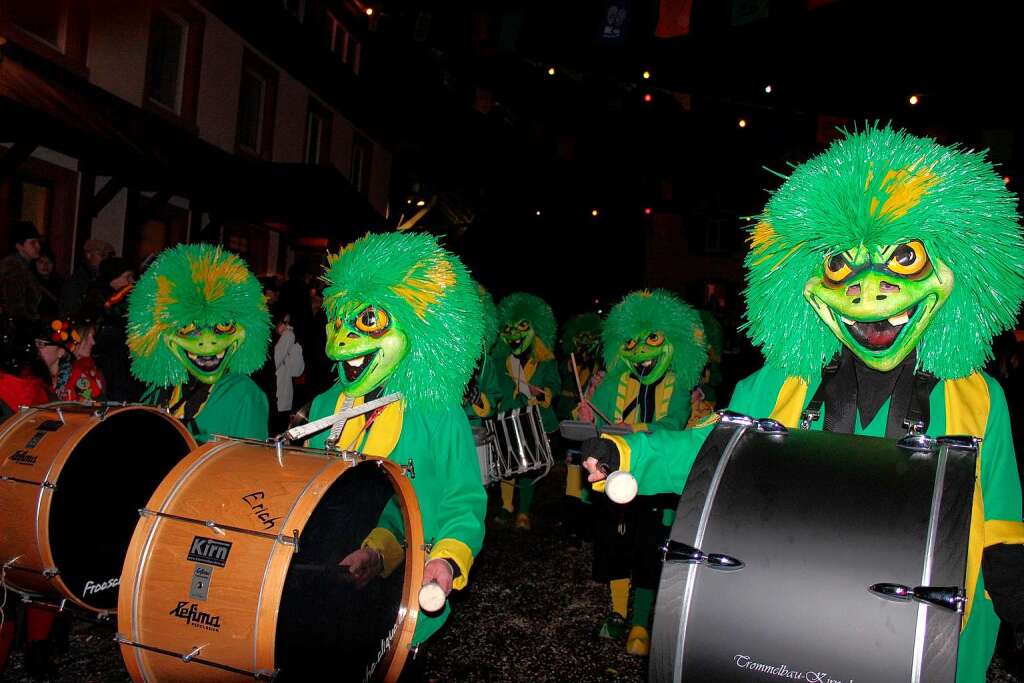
[[600, 0, 631, 41], [732, 0, 771, 26], [654, 0, 693, 38]]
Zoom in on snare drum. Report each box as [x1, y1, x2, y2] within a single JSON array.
[[0, 403, 196, 612], [483, 405, 554, 481], [651, 413, 978, 683], [117, 438, 424, 682], [472, 427, 495, 486]]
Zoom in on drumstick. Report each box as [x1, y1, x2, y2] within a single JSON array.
[[570, 353, 614, 425], [418, 581, 447, 613]]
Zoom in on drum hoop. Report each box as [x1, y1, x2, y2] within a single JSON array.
[[674, 421, 749, 680]]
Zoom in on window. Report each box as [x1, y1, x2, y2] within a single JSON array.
[[145, 12, 188, 112], [0, 0, 89, 68], [328, 13, 361, 75], [351, 135, 372, 195], [235, 51, 278, 159], [6, 0, 64, 48], [144, 5, 204, 124], [304, 99, 332, 165]]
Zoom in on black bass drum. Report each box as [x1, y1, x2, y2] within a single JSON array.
[[651, 412, 977, 683]]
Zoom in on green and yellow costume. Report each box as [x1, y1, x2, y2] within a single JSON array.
[[588, 289, 706, 654], [305, 231, 487, 645], [591, 127, 1024, 680], [127, 244, 270, 441], [493, 292, 560, 527]]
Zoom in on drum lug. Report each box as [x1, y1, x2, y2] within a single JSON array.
[[279, 529, 301, 554], [42, 567, 60, 578], [896, 431, 936, 453], [799, 408, 820, 430], [717, 410, 755, 427], [182, 644, 206, 662], [754, 418, 787, 434], [936, 435, 982, 451], [255, 669, 280, 681], [868, 583, 966, 613], [661, 540, 744, 571], [403, 459, 415, 479]]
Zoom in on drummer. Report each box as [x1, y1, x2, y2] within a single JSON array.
[[583, 126, 1024, 681], [582, 290, 706, 656], [305, 231, 487, 651], [126, 244, 271, 441], [492, 292, 560, 530]]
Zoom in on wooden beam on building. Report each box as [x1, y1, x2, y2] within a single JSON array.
[[90, 177, 126, 217], [139, 190, 172, 220], [73, 171, 96, 270], [0, 141, 38, 180]]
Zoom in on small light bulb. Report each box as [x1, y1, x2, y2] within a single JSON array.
[[416, 200, 426, 207], [643, 93, 652, 103], [547, 66, 556, 76], [365, 7, 374, 16], [738, 118, 747, 128], [1004, 176, 1012, 185], [908, 94, 919, 105], [764, 84, 772, 94], [535, 210, 542, 216], [642, 70, 651, 80], [644, 207, 652, 215], [591, 209, 599, 217]]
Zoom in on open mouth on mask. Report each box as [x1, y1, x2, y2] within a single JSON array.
[[632, 358, 657, 376], [341, 350, 377, 382], [186, 349, 227, 373], [838, 303, 919, 351]]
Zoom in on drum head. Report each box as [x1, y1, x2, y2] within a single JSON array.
[[275, 461, 409, 681], [49, 409, 194, 610]]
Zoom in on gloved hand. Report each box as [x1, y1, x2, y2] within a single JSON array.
[[581, 436, 620, 482]]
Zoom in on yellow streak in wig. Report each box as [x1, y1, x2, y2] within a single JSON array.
[[749, 221, 804, 271], [868, 162, 940, 221], [190, 249, 248, 302], [129, 275, 176, 357], [390, 258, 456, 320]]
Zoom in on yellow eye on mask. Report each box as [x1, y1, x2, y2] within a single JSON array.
[[823, 253, 853, 283], [354, 306, 391, 335], [886, 240, 929, 277]]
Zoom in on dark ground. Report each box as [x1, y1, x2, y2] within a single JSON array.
[[4, 465, 1023, 682]]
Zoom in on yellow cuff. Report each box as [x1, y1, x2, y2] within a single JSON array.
[[428, 538, 474, 590], [362, 527, 406, 578], [592, 433, 631, 494], [472, 392, 491, 418], [983, 519, 1024, 547]]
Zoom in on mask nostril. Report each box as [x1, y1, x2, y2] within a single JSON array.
[[876, 294, 887, 300], [852, 297, 861, 304]]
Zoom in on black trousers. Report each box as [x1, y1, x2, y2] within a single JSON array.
[[591, 493, 678, 589]]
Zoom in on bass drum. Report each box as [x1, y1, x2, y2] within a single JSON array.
[[651, 412, 977, 683], [0, 403, 196, 612], [117, 438, 424, 682]]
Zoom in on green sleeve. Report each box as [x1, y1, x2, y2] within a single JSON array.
[[612, 422, 714, 495], [648, 375, 692, 432], [980, 376, 1022, 522], [428, 409, 488, 566]]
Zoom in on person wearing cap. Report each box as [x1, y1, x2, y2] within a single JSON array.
[[59, 238, 114, 315], [0, 221, 44, 321]]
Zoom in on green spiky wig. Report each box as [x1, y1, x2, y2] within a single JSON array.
[[127, 244, 270, 387], [699, 310, 724, 357], [745, 125, 1024, 380], [474, 280, 499, 355], [560, 312, 603, 355], [495, 292, 557, 352], [322, 231, 484, 409], [602, 289, 707, 388]]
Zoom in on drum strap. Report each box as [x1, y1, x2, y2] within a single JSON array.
[[802, 352, 937, 437]]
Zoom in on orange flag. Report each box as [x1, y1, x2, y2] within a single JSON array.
[[655, 0, 693, 38]]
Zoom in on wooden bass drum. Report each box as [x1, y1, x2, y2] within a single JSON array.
[[0, 403, 196, 612], [117, 437, 424, 682]]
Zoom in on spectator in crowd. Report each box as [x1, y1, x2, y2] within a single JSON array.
[[272, 305, 304, 434], [0, 221, 44, 321], [33, 246, 65, 318], [0, 314, 49, 418], [260, 275, 281, 306], [59, 238, 114, 315], [90, 256, 142, 402]]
